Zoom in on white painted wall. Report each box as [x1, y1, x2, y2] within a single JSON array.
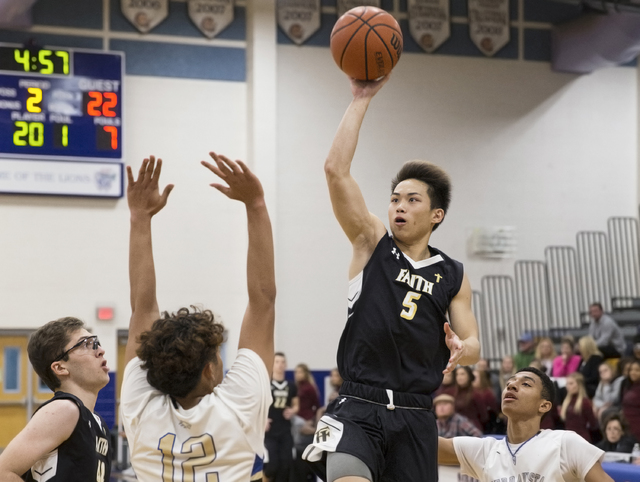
[[0, 43, 637, 373], [0, 76, 249, 367], [276, 46, 637, 367]]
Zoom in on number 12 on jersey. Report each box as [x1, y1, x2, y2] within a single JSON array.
[[158, 433, 220, 482]]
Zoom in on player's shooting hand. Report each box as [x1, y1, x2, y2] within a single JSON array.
[[443, 322, 465, 374], [201, 152, 265, 208], [127, 156, 174, 220], [349, 73, 390, 100]]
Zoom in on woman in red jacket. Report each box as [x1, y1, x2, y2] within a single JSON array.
[[560, 372, 599, 442], [454, 366, 486, 433], [621, 359, 640, 442]]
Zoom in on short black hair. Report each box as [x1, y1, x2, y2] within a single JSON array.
[[590, 302, 603, 311], [516, 367, 555, 403], [390, 160, 451, 231]]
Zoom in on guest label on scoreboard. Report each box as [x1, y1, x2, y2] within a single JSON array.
[[0, 44, 124, 198]]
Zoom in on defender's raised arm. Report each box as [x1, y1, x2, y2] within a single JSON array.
[[202, 152, 276, 376], [125, 156, 173, 366]]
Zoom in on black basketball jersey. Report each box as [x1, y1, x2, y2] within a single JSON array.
[[266, 379, 297, 437], [23, 391, 112, 482], [337, 234, 463, 395]]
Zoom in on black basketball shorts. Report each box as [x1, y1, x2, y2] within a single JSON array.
[[303, 381, 437, 482]]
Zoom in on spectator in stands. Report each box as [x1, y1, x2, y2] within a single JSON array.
[[534, 336, 556, 374], [454, 366, 486, 433], [560, 372, 599, 443], [327, 368, 343, 403], [620, 359, 640, 442], [552, 336, 581, 377], [588, 302, 626, 359], [631, 334, 640, 360], [578, 336, 604, 398], [293, 363, 319, 482], [593, 362, 623, 421], [513, 332, 537, 370], [434, 394, 482, 438], [475, 358, 500, 400], [472, 369, 500, 434], [498, 355, 516, 393], [434, 369, 457, 397], [596, 412, 637, 453]]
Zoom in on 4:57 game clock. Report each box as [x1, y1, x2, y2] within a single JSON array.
[[0, 44, 123, 161]]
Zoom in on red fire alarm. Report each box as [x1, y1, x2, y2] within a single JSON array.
[[97, 306, 114, 321]]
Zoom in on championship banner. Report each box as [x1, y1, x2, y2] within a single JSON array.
[[188, 0, 234, 39], [468, 0, 509, 56], [121, 0, 168, 33], [277, 0, 321, 45], [337, 0, 381, 17], [408, 0, 450, 53]]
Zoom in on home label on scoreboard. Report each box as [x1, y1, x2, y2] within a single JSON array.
[[0, 43, 124, 198]]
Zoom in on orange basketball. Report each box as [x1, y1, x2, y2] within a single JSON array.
[[330, 6, 403, 81]]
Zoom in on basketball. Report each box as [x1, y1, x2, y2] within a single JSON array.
[[330, 6, 403, 81]]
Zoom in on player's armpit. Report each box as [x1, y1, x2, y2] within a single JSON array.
[[437, 437, 459, 465], [0, 400, 78, 479], [448, 273, 480, 367], [584, 462, 614, 482]]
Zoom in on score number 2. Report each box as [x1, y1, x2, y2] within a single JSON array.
[[158, 433, 220, 482]]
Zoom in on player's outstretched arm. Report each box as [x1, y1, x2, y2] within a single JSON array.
[[585, 462, 613, 482], [124, 156, 174, 366], [444, 273, 480, 373], [202, 152, 276, 376], [437, 437, 459, 466], [0, 400, 78, 481], [325, 76, 389, 276]]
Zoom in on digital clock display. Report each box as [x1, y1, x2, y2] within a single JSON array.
[[0, 44, 123, 161], [0, 46, 71, 75]]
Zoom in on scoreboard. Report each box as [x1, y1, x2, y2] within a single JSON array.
[[0, 44, 124, 197]]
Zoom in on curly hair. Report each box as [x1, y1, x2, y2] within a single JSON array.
[[137, 307, 225, 398], [28, 317, 85, 391], [390, 160, 451, 231]]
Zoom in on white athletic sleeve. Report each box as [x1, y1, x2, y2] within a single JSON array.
[[120, 357, 157, 433], [452, 436, 488, 480], [213, 349, 272, 454], [560, 431, 604, 480]]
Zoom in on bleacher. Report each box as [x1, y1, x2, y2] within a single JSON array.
[[471, 216, 640, 362]]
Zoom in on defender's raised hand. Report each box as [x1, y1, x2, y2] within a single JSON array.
[[127, 156, 174, 219], [201, 152, 264, 207]]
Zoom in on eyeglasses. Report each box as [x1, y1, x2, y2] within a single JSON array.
[[53, 336, 101, 362]]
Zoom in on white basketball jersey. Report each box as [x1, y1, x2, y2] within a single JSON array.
[[453, 429, 604, 482], [121, 349, 272, 482]]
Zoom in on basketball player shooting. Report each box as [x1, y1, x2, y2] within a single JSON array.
[[120, 154, 275, 481], [303, 75, 480, 482], [438, 367, 614, 481]]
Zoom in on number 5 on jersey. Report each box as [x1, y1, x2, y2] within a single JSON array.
[[401, 291, 422, 320]]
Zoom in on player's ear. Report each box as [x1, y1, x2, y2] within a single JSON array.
[[202, 361, 216, 383], [431, 208, 444, 224], [539, 399, 552, 415], [51, 360, 69, 378]]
